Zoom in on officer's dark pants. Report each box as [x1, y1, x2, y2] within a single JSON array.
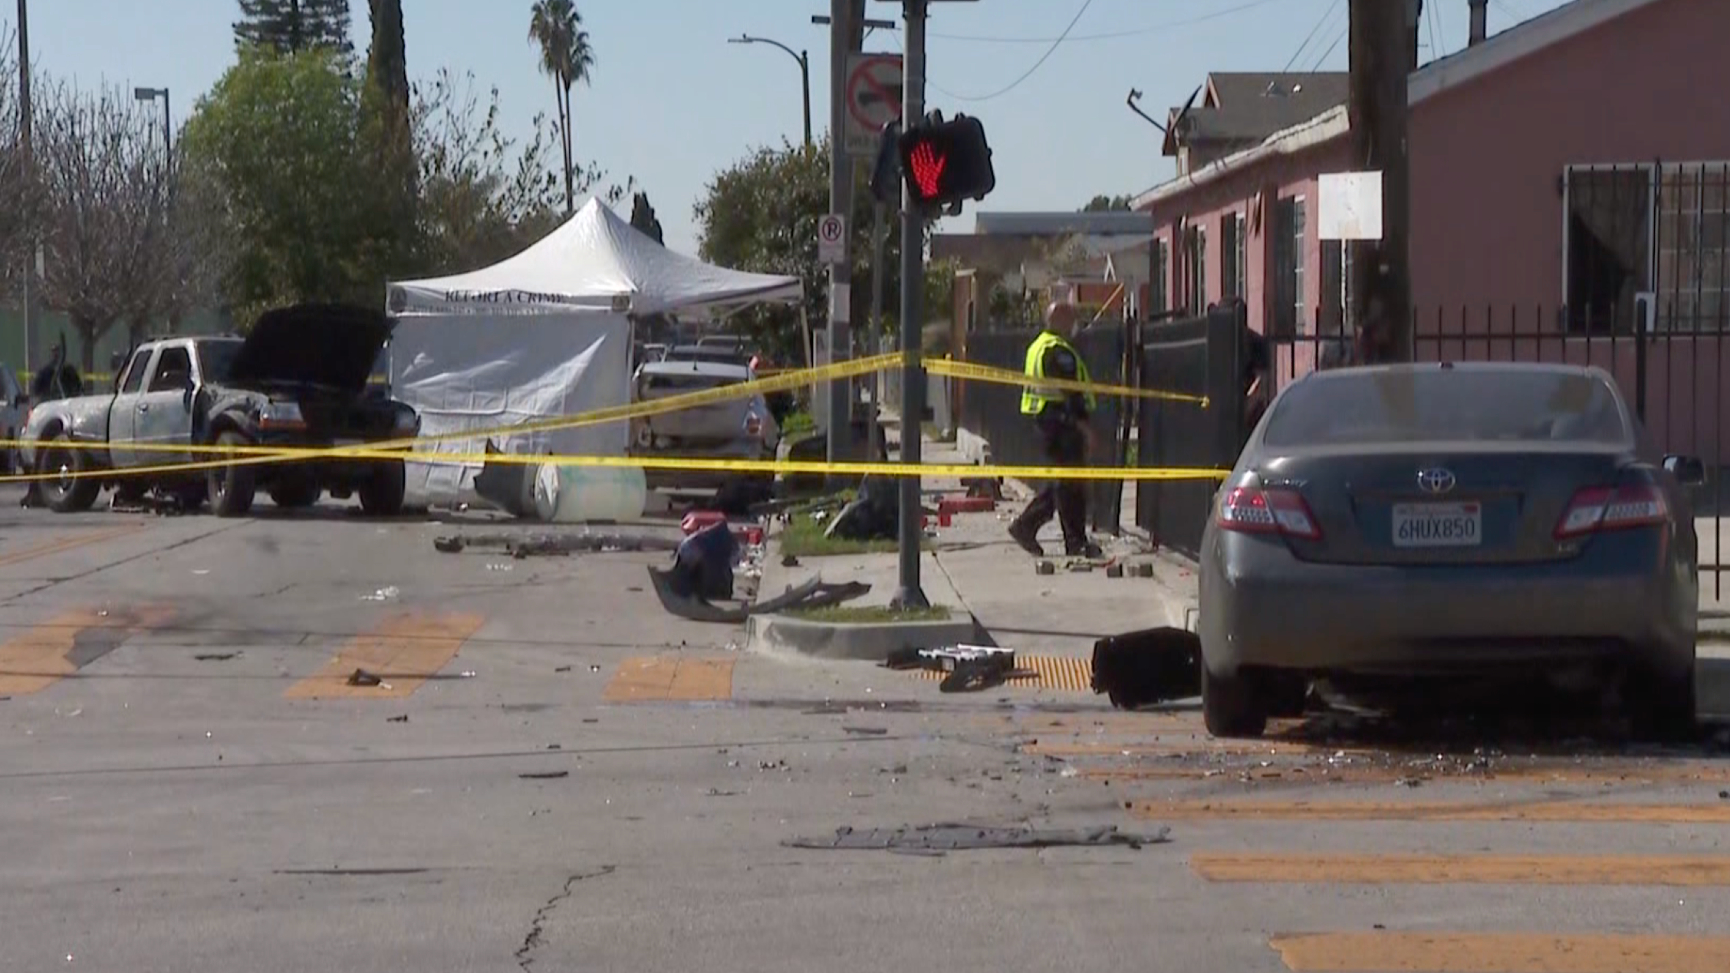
[[1012, 408, 1089, 553]]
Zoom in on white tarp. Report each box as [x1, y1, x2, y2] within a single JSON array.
[[388, 311, 631, 509], [387, 198, 802, 317]]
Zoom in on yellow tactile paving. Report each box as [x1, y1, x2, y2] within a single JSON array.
[[283, 612, 487, 699], [1269, 932, 1730, 973], [0, 604, 177, 695], [1193, 852, 1730, 886], [603, 656, 735, 703], [907, 654, 1094, 692], [1131, 799, 1730, 824], [0, 524, 147, 568]]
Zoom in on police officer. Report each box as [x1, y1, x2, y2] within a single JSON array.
[[1007, 301, 1103, 559]]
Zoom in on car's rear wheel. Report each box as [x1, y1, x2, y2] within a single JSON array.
[[207, 430, 257, 517], [1626, 664, 1697, 743], [1202, 665, 1268, 739], [268, 478, 321, 509], [358, 461, 406, 517], [38, 432, 102, 513]]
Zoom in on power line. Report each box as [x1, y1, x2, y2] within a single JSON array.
[[915, 0, 1095, 103], [905, 0, 1282, 45], [1307, 24, 1347, 73], [1280, 0, 1342, 76]]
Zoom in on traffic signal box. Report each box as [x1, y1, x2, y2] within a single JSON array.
[[869, 113, 997, 216]]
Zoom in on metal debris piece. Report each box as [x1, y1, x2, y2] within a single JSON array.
[[784, 823, 1170, 852], [842, 726, 889, 736], [387, 714, 409, 723], [518, 771, 569, 780], [193, 652, 238, 662], [1091, 627, 1201, 710], [347, 668, 383, 687]]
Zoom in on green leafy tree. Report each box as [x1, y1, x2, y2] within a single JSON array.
[[361, 0, 416, 276], [180, 46, 381, 325], [628, 191, 663, 245], [695, 136, 927, 364], [1082, 194, 1133, 212], [527, 0, 596, 217], [234, 0, 354, 57]]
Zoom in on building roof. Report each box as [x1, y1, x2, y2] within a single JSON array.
[[971, 211, 1155, 237], [1162, 72, 1350, 156], [1133, 0, 1667, 209]]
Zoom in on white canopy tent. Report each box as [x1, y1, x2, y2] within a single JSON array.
[[389, 197, 802, 316], [385, 198, 802, 513]]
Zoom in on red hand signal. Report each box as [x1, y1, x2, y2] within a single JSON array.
[[909, 141, 947, 198]]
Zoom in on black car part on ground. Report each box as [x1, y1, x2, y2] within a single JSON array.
[[1090, 627, 1203, 710], [783, 824, 1171, 853]]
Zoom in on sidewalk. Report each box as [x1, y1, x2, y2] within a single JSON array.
[[752, 422, 1197, 660]]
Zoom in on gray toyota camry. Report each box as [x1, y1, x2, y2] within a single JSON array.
[[1197, 361, 1704, 740]]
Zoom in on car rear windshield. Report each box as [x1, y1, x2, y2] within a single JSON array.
[[1261, 369, 1631, 447], [642, 372, 743, 393]]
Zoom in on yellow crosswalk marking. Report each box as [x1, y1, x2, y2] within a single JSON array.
[[1194, 852, 1730, 886], [1270, 932, 1730, 973], [0, 605, 176, 696], [604, 656, 735, 703], [1132, 799, 1730, 824], [283, 612, 487, 699]]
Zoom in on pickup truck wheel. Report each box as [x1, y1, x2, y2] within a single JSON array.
[[358, 460, 406, 517], [268, 479, 321, 509], [206, 430, 256, 517], [38, 433, 102, 513]]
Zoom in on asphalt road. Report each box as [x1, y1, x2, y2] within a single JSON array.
[[3, 485, 1730, 973]]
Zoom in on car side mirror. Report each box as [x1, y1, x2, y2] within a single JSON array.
[[1664, 454, 1707, 487]]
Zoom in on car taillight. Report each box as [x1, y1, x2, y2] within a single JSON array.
[[1216, 486, 1322, 540], [744, 414, 764, 438], [1554, 484, 1668, 539]]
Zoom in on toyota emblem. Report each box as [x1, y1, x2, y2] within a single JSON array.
[[1417, 468, 1456, 495]]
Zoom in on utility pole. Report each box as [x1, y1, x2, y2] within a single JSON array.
[[1347, 0, 1415, 364], [891, 0, 928, 609], [17, 0, 35, 372], [824, 0, 863, 480]]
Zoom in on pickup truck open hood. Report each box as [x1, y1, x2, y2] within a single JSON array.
[[226, 303, 393, 392]]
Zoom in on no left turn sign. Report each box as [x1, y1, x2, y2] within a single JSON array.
[[818, 213, 847, 264]]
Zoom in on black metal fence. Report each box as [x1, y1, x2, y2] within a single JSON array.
[[957, 323, 1126, 533], [1133, 305, 1252, 557], [1267, 303, 1729, 596]]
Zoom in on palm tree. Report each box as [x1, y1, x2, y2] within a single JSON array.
[[528, 0, 596, 217]]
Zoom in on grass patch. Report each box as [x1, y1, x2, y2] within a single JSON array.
[[778, 510, 899, 557], [784, 604, 953, 624], [780, 409, 816, 439]]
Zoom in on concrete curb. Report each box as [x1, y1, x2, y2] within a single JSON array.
[[745, 611, 985, 662]]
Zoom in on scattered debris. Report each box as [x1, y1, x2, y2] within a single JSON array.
[[387, 714, 409, 723], [360, 586, 400, 602], [707, 788, 740, 797], [758, 759, 788, 771], [193, 652, 238, 662], [784, 823, 1171, 853], [1035, 560, 1055, 576], [960, 476, 1004, 501], [347, 668, 383, 687], [554, 665, 573, 673], [1090, 627, 1201, 710], [486, 563, 514, 572], [825, 476, 900, 542], [884, 645, 1017, 694], [432, 530, 681, 558], [781, 554, 799, 568], [842, 726, 889, 736], [518, 771, 569, 780]]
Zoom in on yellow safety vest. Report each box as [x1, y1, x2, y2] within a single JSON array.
[[1020, 330, 1096, 415]]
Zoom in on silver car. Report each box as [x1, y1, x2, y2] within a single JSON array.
[[1198, 361, 1703, 741], [628, 359, 779, 502]]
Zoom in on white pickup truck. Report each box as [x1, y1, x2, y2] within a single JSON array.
[[22, 304, 421, 517]]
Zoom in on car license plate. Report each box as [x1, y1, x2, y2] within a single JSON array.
[[1392, 502, 1482, 548]]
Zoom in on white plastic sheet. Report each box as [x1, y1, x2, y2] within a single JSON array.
[[388, 311, 631, 509]]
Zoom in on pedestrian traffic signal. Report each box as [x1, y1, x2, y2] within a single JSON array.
[[898, 114, 995, 212]]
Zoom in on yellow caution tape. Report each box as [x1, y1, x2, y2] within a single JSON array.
[[4, 441, 1226, 485], [926, 357, 1209, 407]]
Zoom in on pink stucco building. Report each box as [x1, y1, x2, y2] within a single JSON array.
[[1132, 0, 1730, 456]]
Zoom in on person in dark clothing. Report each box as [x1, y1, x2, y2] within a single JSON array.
[[1008, 301, 1103, 559]]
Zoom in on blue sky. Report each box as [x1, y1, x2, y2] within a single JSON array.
[[21, 0, 1570, 259]]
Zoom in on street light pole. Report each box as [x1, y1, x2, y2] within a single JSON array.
[[891, 0, 928, 609], [17, 0, 33, 372], [134, 86, 171, 158], [728, 35, 811, 148]]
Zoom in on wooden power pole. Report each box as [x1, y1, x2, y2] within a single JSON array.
[[1347, 0, 1415, 364]]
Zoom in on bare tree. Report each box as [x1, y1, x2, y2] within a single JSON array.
[[0, 25, 39, 301], [34, 80, 176, 371]]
